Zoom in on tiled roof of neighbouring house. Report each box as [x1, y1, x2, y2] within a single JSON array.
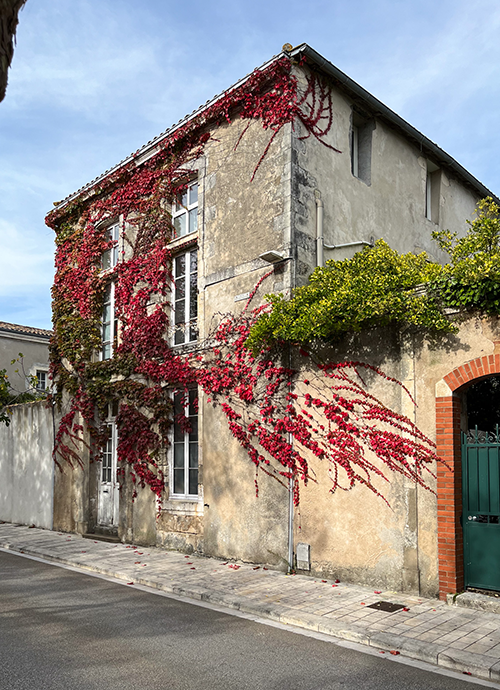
[[0, 320, 52, 338]]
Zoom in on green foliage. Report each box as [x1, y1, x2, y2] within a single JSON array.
[[0, 355, 47, 426], [430, 197, 500, 313], [248, 198, 500, 351], [247, 240, 450, 350]]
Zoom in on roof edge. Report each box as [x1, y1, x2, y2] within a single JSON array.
[[291, 44, 498, 203], [50, 43, 498, 215], [50, 51, 288, 214]]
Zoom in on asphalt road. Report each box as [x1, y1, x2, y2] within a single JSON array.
[[0, 550, 492, 690]]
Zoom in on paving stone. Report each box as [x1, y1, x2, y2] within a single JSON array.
[[369, 631, 447, 664], [438, 648, 495, 680]]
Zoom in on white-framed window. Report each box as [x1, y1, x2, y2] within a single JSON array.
[[173, 249, 198, 345], [102, 221, 120, 270], [35, 370, 48, 391], [172, 181, 198, 238], [101, 282, 117, 360], [171, 389, 199, 498]]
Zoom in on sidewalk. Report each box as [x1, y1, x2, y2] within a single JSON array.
[[2, 522, 500, 684]]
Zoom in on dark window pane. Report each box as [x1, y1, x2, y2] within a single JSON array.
[[175, 276, 185, 301], [102, 249, 111, 270], [173, 468, 184, 495], [175, 329, 184, 345], [190, 252, 197, 273], [174, 443, 185, 468], [189, 469, 198, 495], [189, 443, 198, 468], [175, 255, 186, 277], [188, 208, 198, 234], [189, 323, 198, 342], [174, 419, 184, 440], [175, 300, 185, 325], [190, 277, 197, 319]]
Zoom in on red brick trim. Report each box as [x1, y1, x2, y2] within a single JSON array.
[[443, 354, 500, 392], [436, 394, 463, 599], [437, 354, 500, 599]]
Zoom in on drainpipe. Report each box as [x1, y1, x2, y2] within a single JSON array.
[[324, 239, 374, 251], [315, 191, 324, 268], [288, 342, 294, 572], [288, 455, 294, 572]]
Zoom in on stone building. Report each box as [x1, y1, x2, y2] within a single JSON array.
[[0, 320, 51, 394], [48, 44, 499, 600]]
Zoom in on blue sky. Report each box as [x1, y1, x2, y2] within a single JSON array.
[[1, 0, 499, 329]]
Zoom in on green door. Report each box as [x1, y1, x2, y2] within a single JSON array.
[[462, 428, 500, 591]]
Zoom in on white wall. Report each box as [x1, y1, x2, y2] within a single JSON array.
[[0, 400, 54, 529]]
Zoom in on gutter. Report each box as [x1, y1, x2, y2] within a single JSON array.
[[53, 44, 498, 214]]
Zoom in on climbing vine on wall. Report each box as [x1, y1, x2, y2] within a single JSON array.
[[47, 54, 440, 506], [195, 280, 440, 505]]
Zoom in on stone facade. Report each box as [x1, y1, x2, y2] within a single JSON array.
[[49, 44, 499, 600]]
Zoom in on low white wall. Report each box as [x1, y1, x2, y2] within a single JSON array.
[[0, 400, 54, 529]]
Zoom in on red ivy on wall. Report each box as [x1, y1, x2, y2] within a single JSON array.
[[46, 55, 440, 506]]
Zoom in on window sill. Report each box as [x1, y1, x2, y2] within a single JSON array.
[[162, 497, 203, 516], [170, 340, 199, 352], [168, 231, 198, 252]]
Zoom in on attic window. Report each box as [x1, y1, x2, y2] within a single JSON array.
[[425, 160, 441, 224], [351, 112, 374, 185]]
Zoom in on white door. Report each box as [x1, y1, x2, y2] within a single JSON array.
[[98, 423, 119, 527]]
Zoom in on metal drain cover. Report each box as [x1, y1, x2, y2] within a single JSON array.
[[367, 601, 406, 612]]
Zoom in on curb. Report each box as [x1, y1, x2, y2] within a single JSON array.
[[2, 537, 500, 684]]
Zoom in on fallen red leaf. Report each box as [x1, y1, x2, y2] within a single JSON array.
[[390, 651, 400, 656], [374, 590, 382, 594]]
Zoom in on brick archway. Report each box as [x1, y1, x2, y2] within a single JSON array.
[[436, 354, 500, 599]]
